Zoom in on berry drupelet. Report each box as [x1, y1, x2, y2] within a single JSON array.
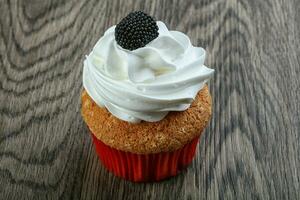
[[115, 11, 159, 51]]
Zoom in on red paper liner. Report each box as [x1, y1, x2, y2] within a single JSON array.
[[91, 133, 199, 182]]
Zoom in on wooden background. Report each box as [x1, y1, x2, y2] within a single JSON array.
[[0, 0, 299, 199]]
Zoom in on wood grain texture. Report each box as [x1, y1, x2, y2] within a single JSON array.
[[0, 0, 299, 199]]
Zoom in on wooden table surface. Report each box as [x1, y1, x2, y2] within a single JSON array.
[[0, 0, 299, 199]]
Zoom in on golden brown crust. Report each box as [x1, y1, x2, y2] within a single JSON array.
[[81, 85, 212, 154]]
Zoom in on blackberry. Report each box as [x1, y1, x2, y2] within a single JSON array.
[[115, 11, 159, 50]]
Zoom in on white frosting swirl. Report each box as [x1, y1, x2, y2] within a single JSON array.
[[83, 21, 214, 123]]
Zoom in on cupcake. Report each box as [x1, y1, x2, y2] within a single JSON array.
[[81, 11, 214, 182]]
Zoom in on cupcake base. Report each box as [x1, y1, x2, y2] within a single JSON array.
[[90, 132, 199, 182]]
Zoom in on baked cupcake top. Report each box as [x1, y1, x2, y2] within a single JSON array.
[[83, 11, 214, 123], [82, 85, 212, 153]]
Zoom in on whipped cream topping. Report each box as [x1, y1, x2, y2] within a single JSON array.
[[83, 21, 214, 123]]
